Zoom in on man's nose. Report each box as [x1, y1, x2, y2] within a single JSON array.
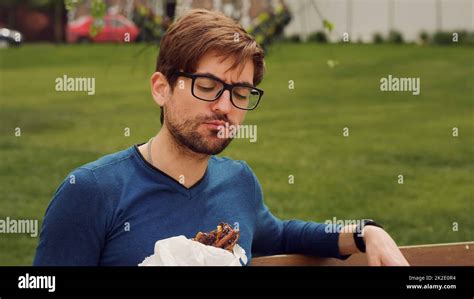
[[211, 89, 233, 114]]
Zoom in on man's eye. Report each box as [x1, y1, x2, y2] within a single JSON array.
[[234, 92, 248, 100], [233, 88, 250, 100], [197, 85, 216, 92]]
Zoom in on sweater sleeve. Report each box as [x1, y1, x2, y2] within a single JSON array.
[[33, 167, 110, 266], [244, 162, 350, 259]]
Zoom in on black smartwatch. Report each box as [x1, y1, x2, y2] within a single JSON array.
[[353, 219, 383, 253]]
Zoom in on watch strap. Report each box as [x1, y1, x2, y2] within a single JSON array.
[[353, 219, 383, 253]]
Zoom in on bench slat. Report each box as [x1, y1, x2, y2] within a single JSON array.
[[250, 242, 474, 266]]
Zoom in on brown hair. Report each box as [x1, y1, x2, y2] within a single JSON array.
[[155, 9, 265, 124]]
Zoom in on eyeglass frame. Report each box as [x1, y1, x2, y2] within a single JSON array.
[[174, 71, 264, 110]]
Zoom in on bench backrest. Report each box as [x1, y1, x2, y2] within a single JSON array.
[[250, 242, 474, 266]]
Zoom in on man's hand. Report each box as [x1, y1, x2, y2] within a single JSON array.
[[363, 226, 410, 266], [338, 224, 410, 266]]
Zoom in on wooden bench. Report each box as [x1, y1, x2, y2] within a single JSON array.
[[250, 241, 474, 266]]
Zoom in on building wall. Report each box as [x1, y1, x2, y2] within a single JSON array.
[[283, 0, 473, 42]]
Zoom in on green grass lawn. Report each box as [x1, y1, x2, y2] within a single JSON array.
[[0, 43, 472, 265]]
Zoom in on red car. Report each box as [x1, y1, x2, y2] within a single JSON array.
[[67, 15, 139, 43]]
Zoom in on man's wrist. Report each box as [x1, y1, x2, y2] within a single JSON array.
[[353, 219, 384, 253]]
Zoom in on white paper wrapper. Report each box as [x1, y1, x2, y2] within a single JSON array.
[[139, 235, 248, 266]]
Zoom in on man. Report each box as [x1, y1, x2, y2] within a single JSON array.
[[34, 9, 408, 266]]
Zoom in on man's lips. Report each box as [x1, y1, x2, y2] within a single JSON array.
[[203, 120, 228, 129]]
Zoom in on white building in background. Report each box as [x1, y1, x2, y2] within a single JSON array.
[[283, 0, 473, 42]]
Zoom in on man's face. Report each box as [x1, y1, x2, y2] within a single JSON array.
[[164, 52, 254, 155]]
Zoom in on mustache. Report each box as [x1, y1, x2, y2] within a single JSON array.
[[201, 114, 232, 125]]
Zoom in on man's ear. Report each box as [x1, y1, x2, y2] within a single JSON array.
[[150, 72, 172, 107]]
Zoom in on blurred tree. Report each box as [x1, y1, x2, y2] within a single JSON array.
[[0, 0, 65, 42]]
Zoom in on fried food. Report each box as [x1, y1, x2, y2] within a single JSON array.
[[193, 222, 239, 251]]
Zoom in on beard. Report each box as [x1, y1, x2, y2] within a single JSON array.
[[164, 109, 234, 156]]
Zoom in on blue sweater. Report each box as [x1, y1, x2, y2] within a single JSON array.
[[33, 145, 346, 266]]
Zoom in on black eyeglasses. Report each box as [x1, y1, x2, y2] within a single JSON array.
[[175, 71, 264, 110]]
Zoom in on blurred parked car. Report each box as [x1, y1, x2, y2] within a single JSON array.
[[0, 28, 23, 47], [66, 15, 139, 43]]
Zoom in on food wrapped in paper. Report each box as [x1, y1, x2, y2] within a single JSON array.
[[139, 223, 247, 266]]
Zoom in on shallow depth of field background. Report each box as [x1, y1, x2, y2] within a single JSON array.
[[0, 42, 473, 265]]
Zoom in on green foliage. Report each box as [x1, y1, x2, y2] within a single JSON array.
[[282, 34, 302, 43], [132, 4, 164, 42], [27, 0, 54, 8], [64, 0, 105, 37], [89, 0, 106, 37], [418, 31, 474, 45], [247, 5, 292, 50], [432, 31, 452, 45], [388, 30, 404, 44], [308, 31, 327, 43], [372, 32, 384, 44], [419, 31, 429, 44], [64, 0, 80, 10], [322, 19, 334, 33], [459, 31, 474, 44]]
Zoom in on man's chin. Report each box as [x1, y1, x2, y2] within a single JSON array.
[[192, 128, 231, 154], [198, 138, 232, 155], [167, 124, 232, 156]]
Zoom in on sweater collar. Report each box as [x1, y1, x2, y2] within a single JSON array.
[[132, 144, 210, 199]]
